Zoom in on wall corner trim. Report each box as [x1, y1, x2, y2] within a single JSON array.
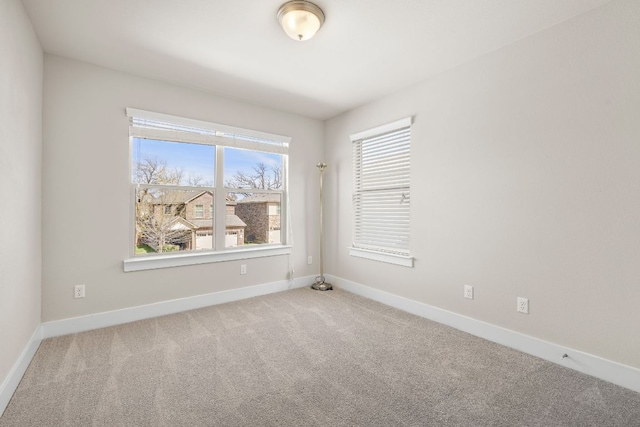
[[326, 274, 640, 394], [0, 326, 43, 417]]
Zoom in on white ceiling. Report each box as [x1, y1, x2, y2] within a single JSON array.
[[22, 0, 612, 120]]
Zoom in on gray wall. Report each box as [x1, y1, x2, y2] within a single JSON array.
[[0, 0, 43, 388], [42, 55, 323, 322], [324, 0, 640, 369]]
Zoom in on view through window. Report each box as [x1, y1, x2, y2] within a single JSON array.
[[129, 110, 288, 256]]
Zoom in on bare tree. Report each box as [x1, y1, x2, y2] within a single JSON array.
[[134, 157, 183, 185], [136, 200, 192, 252], [226, 162, 282, 190], [187, 174, 213, 187], [134, 158, 191, 253], [136, 188, 193, 253]]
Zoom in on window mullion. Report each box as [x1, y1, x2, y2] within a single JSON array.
[[214, 146, 226, 250]]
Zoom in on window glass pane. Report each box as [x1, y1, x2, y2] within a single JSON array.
[[227, 192, 281, 247], [224, 147, 283, 190], [135, 188, 214, 254], [132, 138, 215, 186]]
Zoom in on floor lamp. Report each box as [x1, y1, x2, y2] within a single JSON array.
[[312, 162, 332, 291]]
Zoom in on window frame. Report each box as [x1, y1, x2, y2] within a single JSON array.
[[125, 108, 291, 272], [349, 117, 414, 268]]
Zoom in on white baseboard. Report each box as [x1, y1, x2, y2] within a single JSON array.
[[326, 274, 640, 394], [0, 326, 43, 417], [8, 272, 635, 419], [42, 275, 313, 339]]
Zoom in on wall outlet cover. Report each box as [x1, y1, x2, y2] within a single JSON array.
[[517, 297, 529, 314], [74, 284, 85, 299], [464, 285, 473, 300]]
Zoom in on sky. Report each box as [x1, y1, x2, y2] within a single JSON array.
[[132, 138, 282, 186]]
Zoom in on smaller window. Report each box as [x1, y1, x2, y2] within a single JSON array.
[[194, 205, 204, 218], [350, 117, 414, 267], [164, 205, 172, 215]]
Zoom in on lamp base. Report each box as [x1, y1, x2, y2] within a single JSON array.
[[311, 275, 333, 291], [311, 281, 333, 291]]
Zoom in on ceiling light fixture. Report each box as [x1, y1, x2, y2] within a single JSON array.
[[277, 1, 325, 41]]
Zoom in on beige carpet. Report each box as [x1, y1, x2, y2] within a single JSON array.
[[1, 288, 639, 426]]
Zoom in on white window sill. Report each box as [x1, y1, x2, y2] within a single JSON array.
[[349, 247, 414, 268], [124, 245, 291, 272]]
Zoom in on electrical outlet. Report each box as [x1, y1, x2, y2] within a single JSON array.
[[74, 284, 85, 299], [307, 256, 313, 265], [240, 264, 247, 275], [517, 297, 529, 314], [464, 285, 473, 300]]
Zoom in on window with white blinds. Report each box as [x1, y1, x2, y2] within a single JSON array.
[[350, 117, 414, 267], [126, 108, 289, 155], [124, 108, 292, 272]]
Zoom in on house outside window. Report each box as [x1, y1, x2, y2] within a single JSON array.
[[235, 193, 282, 244], [126, 108, 290, 272], [349, 117, 414, 267]]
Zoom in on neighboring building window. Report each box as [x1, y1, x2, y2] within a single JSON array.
[[350, 117, 414, 267], [127, 108, 289, 268]]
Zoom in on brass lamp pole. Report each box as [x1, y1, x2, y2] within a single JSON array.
[[312, 162, 332, 291]]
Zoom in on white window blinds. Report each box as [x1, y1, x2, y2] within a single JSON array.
[[126, 108, 289, 154], [352, 117, 411, 256]]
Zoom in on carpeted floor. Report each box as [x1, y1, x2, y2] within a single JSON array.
[[1, 288, 639, 426]]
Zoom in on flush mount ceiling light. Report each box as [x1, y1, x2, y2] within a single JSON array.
[[277, 1, 325, 41]]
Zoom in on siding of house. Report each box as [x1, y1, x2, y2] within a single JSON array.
[[185, 192, 213, 222], [236, 202, 269, 243]]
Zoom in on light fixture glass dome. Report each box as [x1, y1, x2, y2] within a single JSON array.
[[277, 1, 325, 41]]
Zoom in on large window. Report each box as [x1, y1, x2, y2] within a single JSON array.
[[350, 117, 414, 267], [125, 109, 290, 272]]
